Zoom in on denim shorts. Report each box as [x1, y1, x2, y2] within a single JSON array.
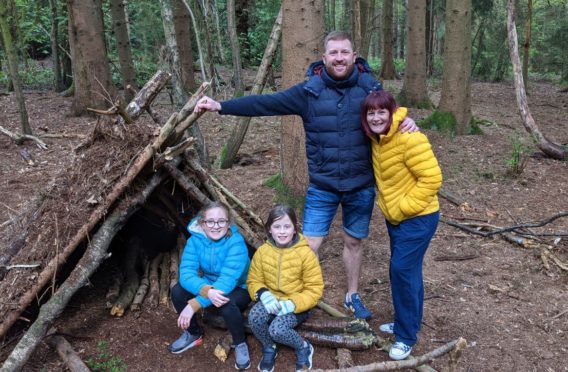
[[302, 185, 376, 239]]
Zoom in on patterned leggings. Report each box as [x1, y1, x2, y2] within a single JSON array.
[[248, 301, 309, 350]]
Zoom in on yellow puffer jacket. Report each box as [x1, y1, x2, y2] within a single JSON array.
[[371, 107, 442, 225], [247, 234, 324, 313]]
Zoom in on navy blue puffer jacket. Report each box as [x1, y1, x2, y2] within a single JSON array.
[[220, 58, 382, 192]]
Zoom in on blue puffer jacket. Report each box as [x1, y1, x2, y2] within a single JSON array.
[[179, 218, 250, 310], [220, 58, 382, 192]]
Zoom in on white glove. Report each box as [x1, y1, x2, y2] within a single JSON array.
[[260, 291, 281, 315], [277, 300, 295, 316]]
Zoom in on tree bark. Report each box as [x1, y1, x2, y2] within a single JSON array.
[[66, 0, 116, 116], [399, 0, 430, 108], [48, 0, 64, 92], [379, 0, 396, 79], [173, 0, 197, 93], [219, 7, 283, 169], [506, 0, 565, 160], [351, 0, 362, 52], [110, 0, 137, 102], [0, 0, 32, 135], [438, 0, 472, 135], [280, 0, 324, 195], [227, 0, 244, 96]]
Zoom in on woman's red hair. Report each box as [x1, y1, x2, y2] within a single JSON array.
[[360, 90, 398, 138]]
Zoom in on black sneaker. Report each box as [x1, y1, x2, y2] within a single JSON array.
[[295, 341, 314, 371], [257, 344, 278, 372]]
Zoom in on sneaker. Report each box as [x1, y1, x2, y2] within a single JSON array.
[[258, 344, 278, 372], [234, 342, 251, 370], [379, 322, 394, 334], [168, 330, 203, 354], [389, 341, 412, 360], [344, 293, 373, 320], [295, 341, 314, 371]]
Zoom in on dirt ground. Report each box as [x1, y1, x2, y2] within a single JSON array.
[[1, 77, 567, 372]]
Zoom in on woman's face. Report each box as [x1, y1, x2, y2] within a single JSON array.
[[367, 108, 391, 135], [269, 214, 296, 246], [200, 207, 230, 241]]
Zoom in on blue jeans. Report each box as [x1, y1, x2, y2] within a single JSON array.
[[386, 211, 439, 346], [170, 283, 251, 345], [302, 185, 376, 239]]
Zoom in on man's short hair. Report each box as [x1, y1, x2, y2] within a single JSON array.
[[324, 31, 355, 51]]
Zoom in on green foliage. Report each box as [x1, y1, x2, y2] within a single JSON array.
[[505, 136, 530, 177], [86, 341, 128, 372], [263, 173, 305, 213], [418, 111, 457, 137], [240, 0, 281, 67], [18, 61, 53, 89]]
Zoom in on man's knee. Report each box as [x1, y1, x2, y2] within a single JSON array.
[[305, 236, 324, 252], [342, 232, 362, 252]]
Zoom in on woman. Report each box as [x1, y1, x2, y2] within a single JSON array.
[[361, 91, 442, 360]]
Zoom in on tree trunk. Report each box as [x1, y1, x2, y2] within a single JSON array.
[[48, 0, 64, 92], [210, 0, 226, 65], [351, 0, 361, 52], [506, 0, 565, 160], [425, 0, 434, 76], [180, 0, 207, 83], [438, 0, 472, 135], [67, 0, 116, 116], [0, 0, 32, 135], [281, 0, 324, 195], [235, 0, 251, 65], [110, 0, 137, 102], [359, 0, 375, 60], [379, 0, 396, 79], [399, 0, 430, 108], [227, 0, 244, 96], [329, 0, 336, 30], [173, 0, 196, 93], [219, 7, 282, 169], [522, 0, 532, 91]]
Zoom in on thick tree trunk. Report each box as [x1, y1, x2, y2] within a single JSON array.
[[173, 0, 196, 93], [506, 0, 565, 160], [359, 0, 375, 60], [110, 0, 137, 102], [399, 0, 430, 108], [351, 0, 361, 52], [438, 0, 472, 135], [280, 0, 324, 195], [67, 0, 116, 116], [0, 0, 32, 135], [219, 7, 282, 169], [379, 0, 396, 79]]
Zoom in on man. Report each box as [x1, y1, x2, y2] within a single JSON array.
[[195, 31, 417, 320]]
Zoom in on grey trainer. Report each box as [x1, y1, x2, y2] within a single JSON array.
[[234, 342, 251, 370]]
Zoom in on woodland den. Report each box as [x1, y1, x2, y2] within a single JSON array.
[[1, 1, 567, 372]]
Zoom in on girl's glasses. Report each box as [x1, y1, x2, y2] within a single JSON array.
[[203, 219, 228, 228]]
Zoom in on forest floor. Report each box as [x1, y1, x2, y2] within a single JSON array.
[[0, 76, 567, 372]]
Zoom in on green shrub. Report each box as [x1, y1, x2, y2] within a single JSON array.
[[263, 173, 305, 213], [86, 341, 128, 372], [505, 136, 530, 177]]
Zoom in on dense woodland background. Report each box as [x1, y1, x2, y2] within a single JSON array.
[[1, 1, 568, 371]]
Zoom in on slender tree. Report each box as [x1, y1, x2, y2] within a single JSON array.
[[0, 0, 32, 135], [399, 0, 430, 108], [351, 0, 361, 51], [67, 0, 116, 115], [281, 0, 324, 195], [227, 0, 244, 96], [522, 0, 533, 91], [48, 0, 64, 92], [110, 0, 137, 102], [438, 0, 472, 134], [380, 0, 396, 79]]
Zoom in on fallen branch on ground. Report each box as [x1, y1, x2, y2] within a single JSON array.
[[45, 330, 90, 372], [0, 125, 48, 149]]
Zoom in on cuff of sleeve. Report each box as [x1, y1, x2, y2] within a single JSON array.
[[188, 298, 202, 312], [200, 285, 213, 298], [255, 288, 269, 301]]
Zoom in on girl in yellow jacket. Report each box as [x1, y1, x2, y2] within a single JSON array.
[[361, 91, 442, 361], [247, 204, 324, 372]]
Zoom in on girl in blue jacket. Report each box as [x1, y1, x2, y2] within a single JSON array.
[[169, 201, 251, 370]]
